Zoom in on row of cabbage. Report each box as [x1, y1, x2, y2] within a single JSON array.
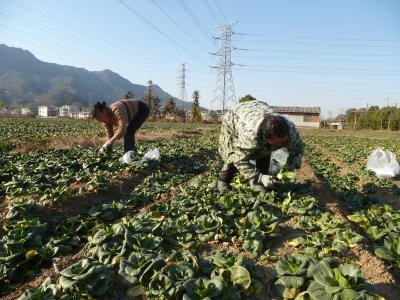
[[303, 135, 399, 189], [0, 135, 217, 203], [0, 118, 218, 150], [0, 135, 219, 296], [304, 137, 400, 278], [15, 171, 384, 299]]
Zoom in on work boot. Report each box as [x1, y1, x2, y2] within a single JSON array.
[[217, 180, 229, 193]]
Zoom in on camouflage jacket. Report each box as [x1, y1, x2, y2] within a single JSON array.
[[218, 100, 304, 179]]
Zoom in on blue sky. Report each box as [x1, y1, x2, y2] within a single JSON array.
[[1, 0, 400, 117]]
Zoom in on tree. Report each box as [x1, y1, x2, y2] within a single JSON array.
[[124, 91, 134, 99], [345, 108, 357, 125], [152, 96, 161, 119], [191, 90, 202, 123], [238, 94, 256, 103], [342, 105, 400, 131], [144, 80, 153, 108], [175, 107, 186, 120], [163, 97, 176, 117], [144, 80, 155, 118]]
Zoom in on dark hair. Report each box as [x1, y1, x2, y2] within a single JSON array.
[[262, 115, 289, 138], [91, 101, 108, 119]]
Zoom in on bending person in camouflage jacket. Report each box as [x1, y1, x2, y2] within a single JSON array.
[[218, 100, 304, 192]]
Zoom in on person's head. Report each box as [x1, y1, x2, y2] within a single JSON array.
[[262, 115, 289, 146], [91, 101, 112, 123]]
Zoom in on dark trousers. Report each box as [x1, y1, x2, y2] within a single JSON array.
[[218, 155, 271, 184], [124, 101, 150, 152]]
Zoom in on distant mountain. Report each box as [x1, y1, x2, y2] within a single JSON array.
[[0, 44, 192, 108]]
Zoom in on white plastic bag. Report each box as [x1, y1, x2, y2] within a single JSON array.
[[269, 149, 289, 175], [366, 148, 400, 178], [119, 148, 160, 165], [141, 148, 160, 163], [119, 150, 135, 165]]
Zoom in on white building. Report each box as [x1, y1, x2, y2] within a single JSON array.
[[21, 107, 38, 116], [38, 106, 58, 117], [59, 105, 78, 117], [273, 106, 321, 128], [326, 122, 344, 130], [70, 111, 90, 119]]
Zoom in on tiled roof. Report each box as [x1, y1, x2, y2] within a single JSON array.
[[272, 106, 321, 114]]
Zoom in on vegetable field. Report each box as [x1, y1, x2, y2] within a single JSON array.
[[1, 119, 399, 300]]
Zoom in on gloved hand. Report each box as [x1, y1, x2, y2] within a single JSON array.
[[249, 178, 266, 193], [257, 174, 276, 188], [99, 141, 112, 154]]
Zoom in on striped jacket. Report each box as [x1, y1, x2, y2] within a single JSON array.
[[218, 100, 304, 179], [103, 99, 141, 141]]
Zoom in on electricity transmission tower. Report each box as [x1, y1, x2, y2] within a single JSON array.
[[210, 23, 236, 114], [178, 63, 187, 102]]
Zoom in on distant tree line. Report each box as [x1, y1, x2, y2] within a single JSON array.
[[124, 80, 205, 123], [342, 106, 400, 130]]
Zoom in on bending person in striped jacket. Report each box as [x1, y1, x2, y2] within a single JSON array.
[[91, 99, 150, 154]]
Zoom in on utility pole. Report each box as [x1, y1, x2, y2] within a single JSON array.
[[210, 22, 237, 115]]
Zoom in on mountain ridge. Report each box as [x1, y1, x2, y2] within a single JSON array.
[[0, 44, 193, 109]]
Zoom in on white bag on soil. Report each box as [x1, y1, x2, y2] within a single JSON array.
[[119, 148, 160, 165], [366, 148, 400, 178], [119, 151, 135, 165], [140, 148, 160, 163]]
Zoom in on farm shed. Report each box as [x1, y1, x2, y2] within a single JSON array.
[[272, 106, 321, 128]]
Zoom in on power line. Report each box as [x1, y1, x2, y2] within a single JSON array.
[[0, 9, 160, 70], [176, 0, 214, 44], [118, 0, 208, 66], [232, 48, 400, 57], [232, 32, 400, 43], [234, 64, 400, 72], [231, 38, 400, 49], [234, 68, 400, 76], [0, 23, 168, 79], [6, 0, 165, 67], [149, 0, 210, 53], [233, 54, 400, 64], [203, 0, 221, 26], [213, 0, 227, 23]]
